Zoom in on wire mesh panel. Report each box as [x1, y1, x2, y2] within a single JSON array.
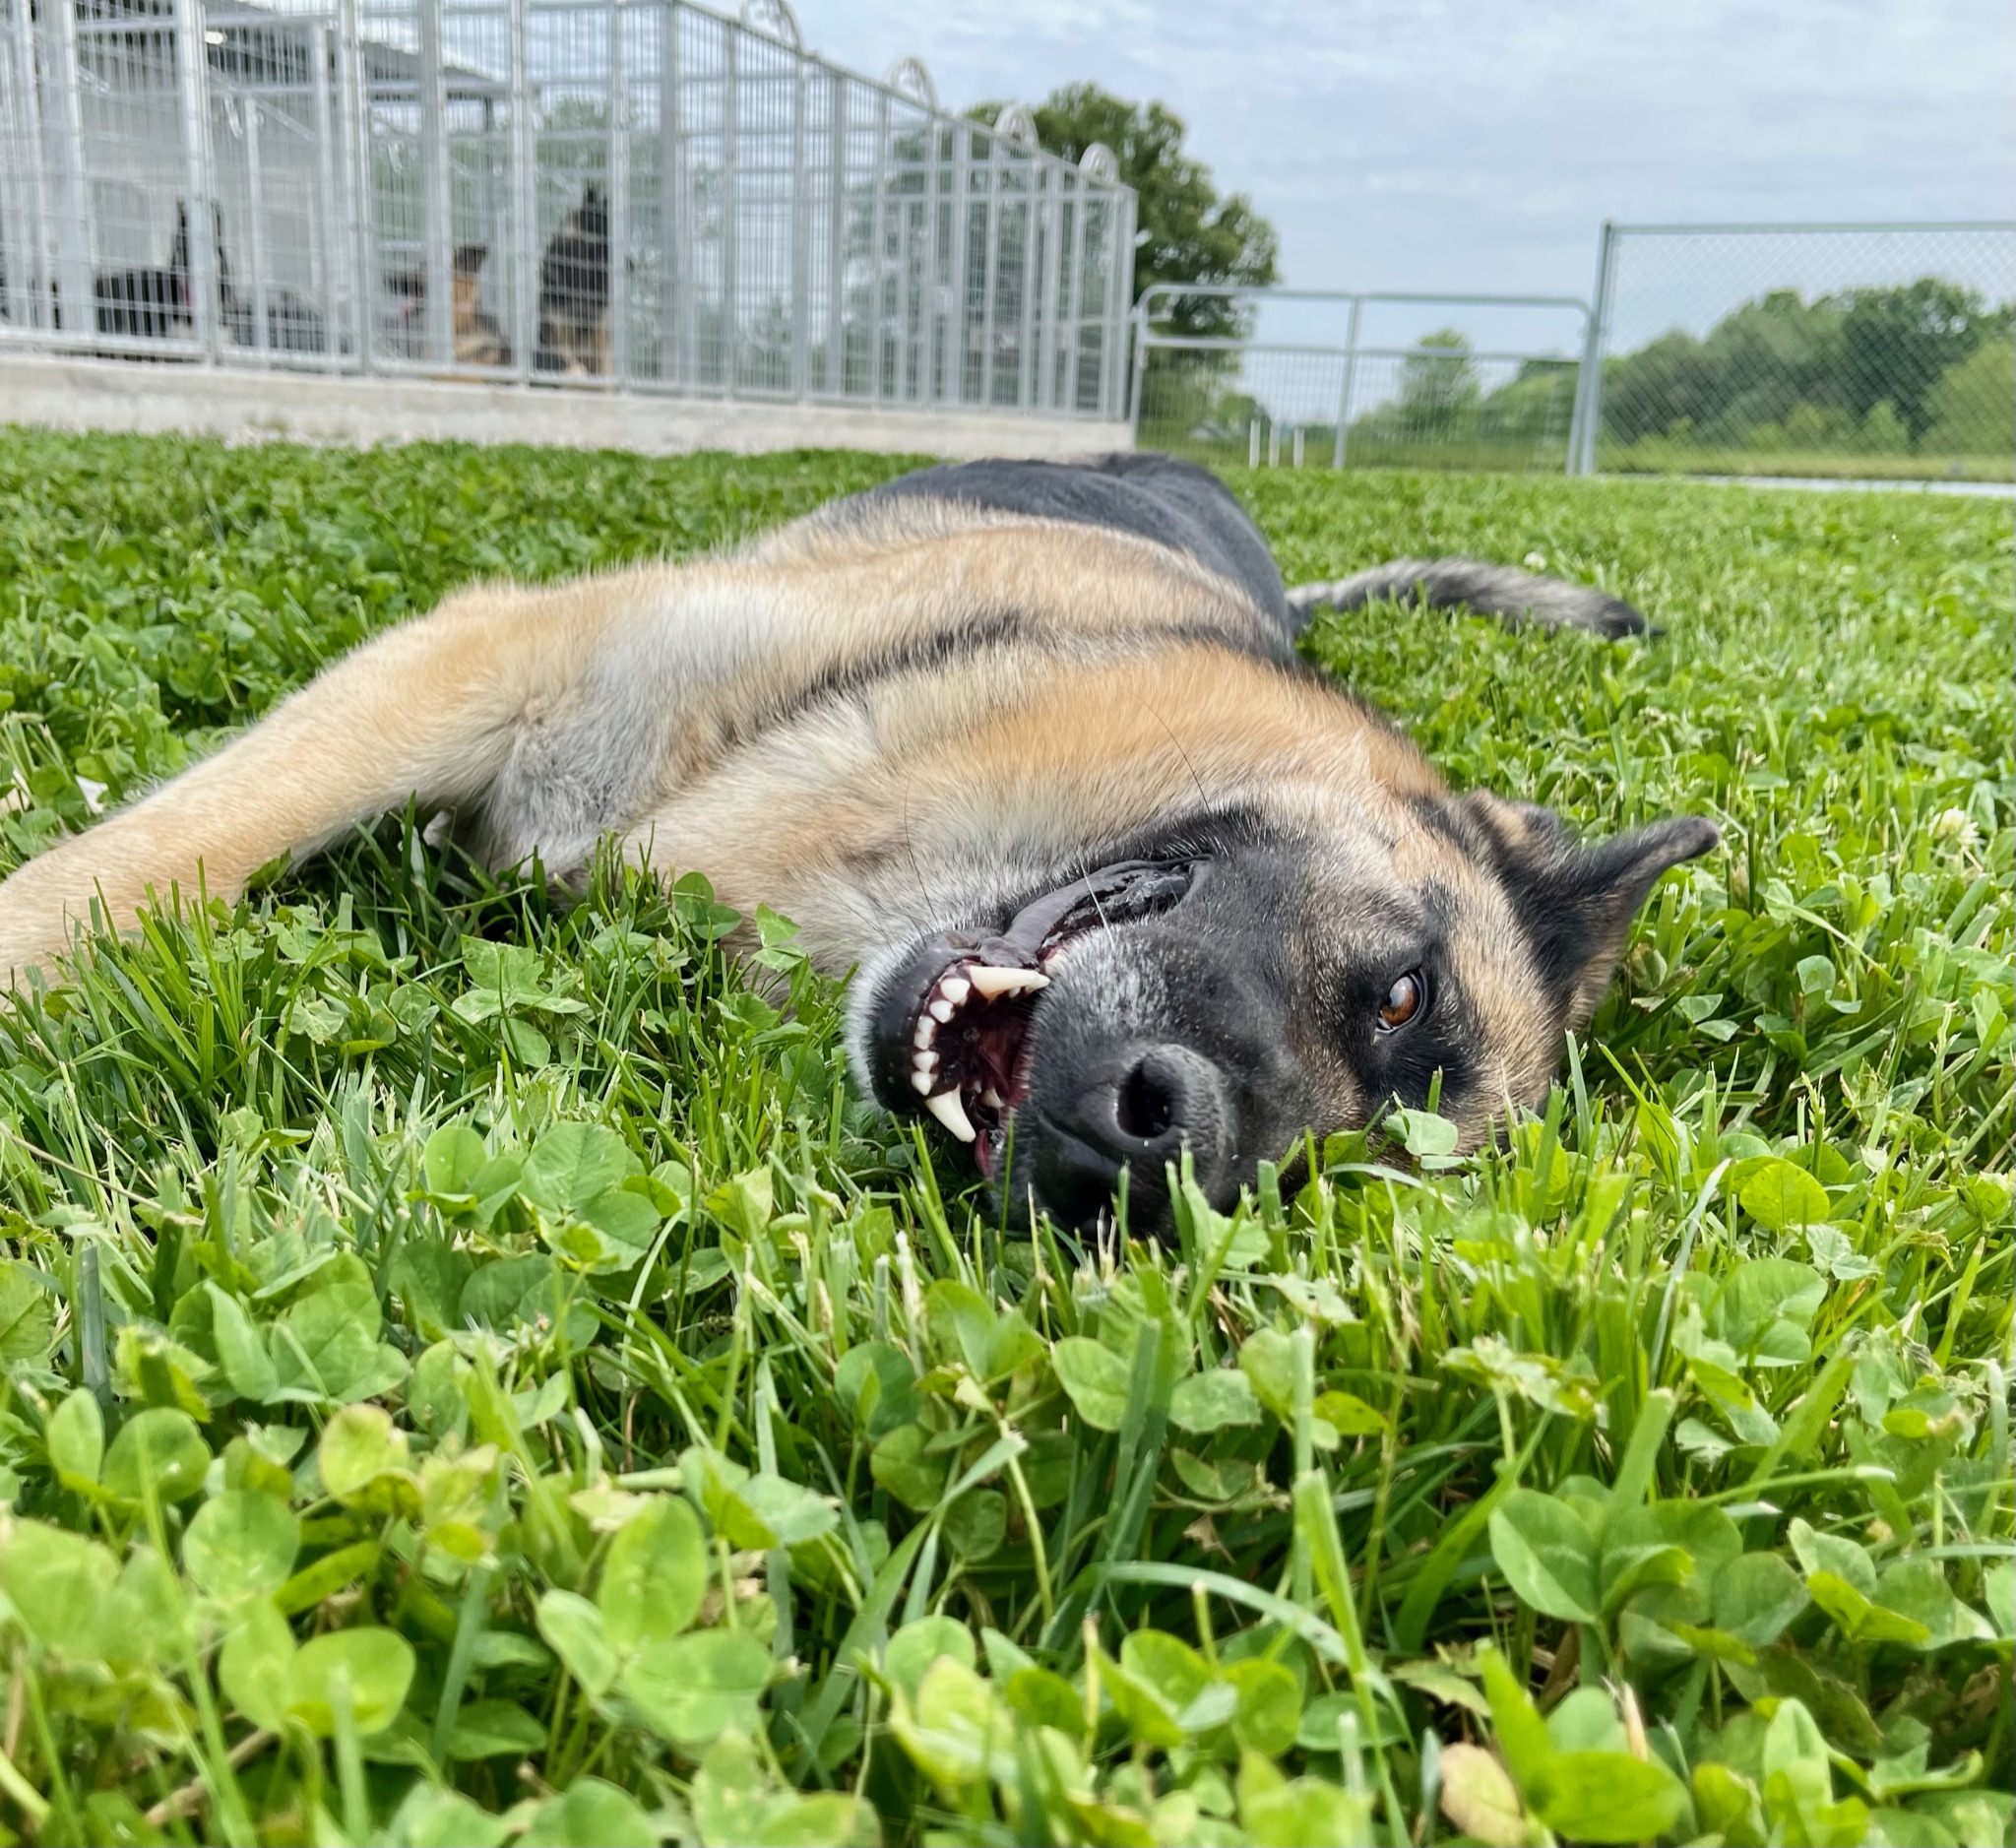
[[0, 0, 1136, 421], [207, 9, 346, 363], [1589, 222, 2016, 481], [1133, 287, 1592, 474]]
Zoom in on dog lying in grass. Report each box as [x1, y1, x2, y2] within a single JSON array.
[[0, 456, 1715, 1233]]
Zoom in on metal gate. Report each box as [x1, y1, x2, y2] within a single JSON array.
[[1130, 284, 1597, 475]]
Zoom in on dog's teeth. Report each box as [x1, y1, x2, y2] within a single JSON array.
[[938, 975, 971, 1006], [914, 1049, 938, 1073], [928, 997, 955, 1023], [980, 1086, 1004, 1109], [967, 965, 1050, 998], [922, 1087, 976, 1143], [912, 1069, 934, 1095], [914, 1016, 936, 1048]]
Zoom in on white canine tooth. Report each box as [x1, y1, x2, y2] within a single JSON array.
[[922, 1087, 977, 1143], [928, 997, 955, 1023], [967, 965, 1051, 998], [914, 1050, 938, 1073], [980, 1086, 1004, 1110], [914, 1016, 936, 1048], [912, 1069, 934, 1095], [938, 976, 971, 1006]]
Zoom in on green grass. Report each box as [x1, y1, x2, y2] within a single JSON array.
[[1599, 444, 2013, 484], [0, 429, 2008, 1848]]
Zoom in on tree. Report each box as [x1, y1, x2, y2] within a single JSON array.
[[1397, 329, 1481, 434], [971, 85, 1278, 339], [1838, 280, 2004, 442], [1599, 279, 2016, 456], [1922, 337, 2016, 456]]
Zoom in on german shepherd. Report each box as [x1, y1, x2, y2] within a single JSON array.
[[0, 456, 1715, 1234], [386, 243, 511, 367], [535, 184, 611, 377]]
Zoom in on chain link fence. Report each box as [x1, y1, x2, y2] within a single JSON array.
[[0, 0, 1135, 421], [1131, 287, 1594, 474], [1581, 221, 2016, 481]]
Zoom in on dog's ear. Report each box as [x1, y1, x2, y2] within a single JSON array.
[[1458, 793, 1718, 1027], [453, 244, 489, 277]]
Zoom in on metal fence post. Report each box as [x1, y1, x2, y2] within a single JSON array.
[[1107, 183, 1135, 419], [721, 23, 737, 394], [892, 116, 914, 402], [47, 0, 94, 345], [1567, 220, 1616, 476], [10, 1, 53, 332], [977, 128, 999, 408], [170, 0, 218, 357], [823, 70, 845, 396], [1127, 299, 1148, 438], [609, 0, 630, 384], [1333, 293, 1361, 468], [660, 0, 686, 390], [921, 107, 944, 403], [865, 86, 886, 401], [337, 0, 370, 371], [600, 0, 624, 380], [1062, 170, 1088, 413], [1016, 154, 1038, 409], [788, 60, 807, 397], [417, 0, 449, 366], [508, 0, 533, 381], [309, 21, 343, 369], [245, 98, 272, 355]]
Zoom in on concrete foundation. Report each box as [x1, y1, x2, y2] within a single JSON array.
[[0, 353, 1135, 461]]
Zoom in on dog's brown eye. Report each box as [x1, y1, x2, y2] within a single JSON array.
[[1378, 970, 1425, 1032]]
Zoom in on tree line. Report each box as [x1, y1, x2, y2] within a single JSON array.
[[1599, 279, 2014, 458]]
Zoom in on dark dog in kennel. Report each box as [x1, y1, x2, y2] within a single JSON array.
[[93, 205, 193, 342], [93, 204, 327, 355], [536, 183, 612, 377]]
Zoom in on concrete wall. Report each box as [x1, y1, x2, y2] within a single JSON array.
[[0, 354, 1136, 460]]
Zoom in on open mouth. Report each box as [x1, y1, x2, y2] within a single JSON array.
[[869, 860, 1199, 1179]]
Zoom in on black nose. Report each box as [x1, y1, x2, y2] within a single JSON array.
[[1029, 1044, 1231, 1232]]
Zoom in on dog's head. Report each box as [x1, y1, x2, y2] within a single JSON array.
[[451, 244, 490, 321], [852, 790, 1715, 1236], [573, 185, 608, 240]]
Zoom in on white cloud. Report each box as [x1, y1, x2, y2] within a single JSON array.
[[796, 0, 2015, 318]]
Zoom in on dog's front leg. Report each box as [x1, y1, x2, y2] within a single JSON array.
[[0, 577, 643, 986]]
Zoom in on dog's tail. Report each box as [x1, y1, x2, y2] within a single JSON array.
[[1287, 559, 1648, 638]]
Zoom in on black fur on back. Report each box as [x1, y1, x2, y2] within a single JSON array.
[[861, 455, 1295, 643]]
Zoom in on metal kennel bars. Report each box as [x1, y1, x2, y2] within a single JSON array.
[[0, 0, 1136, 419]]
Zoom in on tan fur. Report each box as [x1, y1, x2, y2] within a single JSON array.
[[0, 511, 1287, 979], [451, 270, 511, 367]]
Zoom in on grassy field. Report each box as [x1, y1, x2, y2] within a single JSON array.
[[0, 430, 2008, 1847]]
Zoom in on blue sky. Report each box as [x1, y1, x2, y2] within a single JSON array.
[[801, 0, 2014, 350]]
